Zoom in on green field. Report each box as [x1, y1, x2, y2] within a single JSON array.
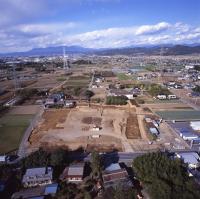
[[145, 99, 181, 104], [65, 76, 91, 87], [117, 73, 132, 80], [155, 110, 200, 120], [0, 114, 33, 154]]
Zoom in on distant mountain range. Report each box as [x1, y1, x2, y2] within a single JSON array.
[[1, 44, 200, 57]]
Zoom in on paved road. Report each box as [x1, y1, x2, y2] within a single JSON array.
[[89, 70, 95, 89], [70, 150, 199, 164], [17, 106, 44, 158]]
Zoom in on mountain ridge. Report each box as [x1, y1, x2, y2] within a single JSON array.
[[1, 44, 200, 57]]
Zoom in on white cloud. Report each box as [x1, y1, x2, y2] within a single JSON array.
[[1, 21, 200, 52], [135, 22, 171, 35], [17, 22, 77, 35]]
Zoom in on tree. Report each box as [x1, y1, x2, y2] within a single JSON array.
[[84, 191, 92, 199], [84, 90, 94, 99], [193, 85, 200, 93], [90, 151, 102, 178], [103, 186, 137, 199], [132, 152, 200, 199], [20, 148, 50, 168], [50, 148, 67, 167], [57, 182, 80, 199]]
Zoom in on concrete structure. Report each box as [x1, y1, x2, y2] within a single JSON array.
[[22, 167, 53, 188]]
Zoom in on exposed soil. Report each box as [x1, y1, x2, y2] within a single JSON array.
[[125, 114, 141, 139]]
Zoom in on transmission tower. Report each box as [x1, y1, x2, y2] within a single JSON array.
[[159, 46, 165, 81], [12, 63, 20, 96]]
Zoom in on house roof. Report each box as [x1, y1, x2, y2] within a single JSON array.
[[103, 169, 128, 183], [44, 183, 58, 195], [25, 167, 52, 176], [105, 163, 121, 172], [11, 186, 45, 199], [0, 155, 6, 162], [60, 164, 84, 180], [178, 152, 200, 165], [68, 166, 84, 176]]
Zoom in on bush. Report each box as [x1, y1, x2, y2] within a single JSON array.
[[193, 85, 200, 93], [84, 90, 94, 99]]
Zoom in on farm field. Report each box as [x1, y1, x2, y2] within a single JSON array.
[[63, 75, 91, 88], [117, 73, 132, 80], [155, 110, 200, 120], [0, 114, 33, 154]]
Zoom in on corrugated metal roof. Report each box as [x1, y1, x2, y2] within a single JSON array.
[[68, 166, 84, 176], [26, 167, 52, 176], [178, 152, 200, 165]]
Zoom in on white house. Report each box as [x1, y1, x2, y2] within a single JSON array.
[[22, 167, 53, 187]]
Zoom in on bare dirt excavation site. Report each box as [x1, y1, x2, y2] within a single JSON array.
[[28, 105, 142, 153], [27, 103, 188, 153]]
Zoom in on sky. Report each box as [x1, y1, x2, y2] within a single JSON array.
[[0, 0, 200, 52]]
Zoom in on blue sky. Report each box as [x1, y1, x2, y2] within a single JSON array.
[[0, 0, 200, 52]]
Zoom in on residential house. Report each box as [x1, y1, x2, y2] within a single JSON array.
[[60, 164, 84, 184], [109, 89, 133, 99], [11, 183, 58, 199], [102, 163, 132, 189], [22, 167, 53, 188]]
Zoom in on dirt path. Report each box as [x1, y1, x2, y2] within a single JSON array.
[[137, 114, 149, 141]]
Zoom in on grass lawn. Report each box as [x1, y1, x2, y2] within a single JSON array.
[[0, 114, 33, 154], [117, 73, 131, 80]]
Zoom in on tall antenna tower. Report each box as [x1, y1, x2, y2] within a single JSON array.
[[159, 46, 165, 78], [63, 46, 67, 70]]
